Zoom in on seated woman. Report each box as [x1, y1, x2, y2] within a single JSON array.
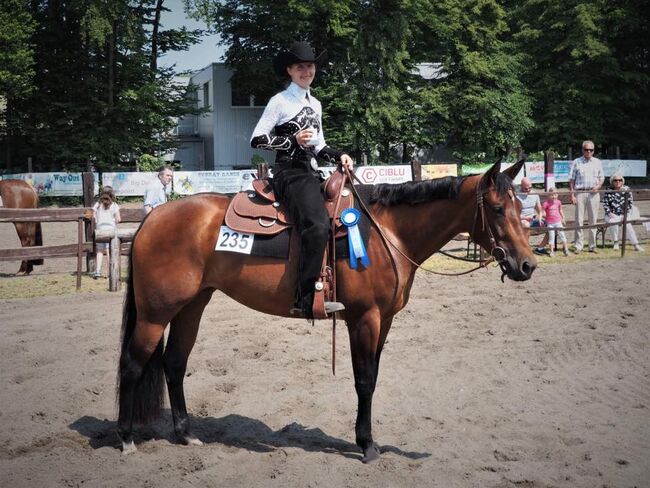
[[602, 173, 644, 252]]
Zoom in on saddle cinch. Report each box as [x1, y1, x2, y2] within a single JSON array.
[[224, 170, 354, 238], [224, 170, 354, 320]]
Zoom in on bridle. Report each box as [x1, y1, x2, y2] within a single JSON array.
[[470, 177, 513, 282], [344, 168, 512, 279]]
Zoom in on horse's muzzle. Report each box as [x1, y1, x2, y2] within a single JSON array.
[[504, 254, 537, 281]]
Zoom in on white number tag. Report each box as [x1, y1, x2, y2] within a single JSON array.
[[215, 225, 254, 254]]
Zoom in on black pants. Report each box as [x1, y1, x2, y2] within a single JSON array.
[[273, 168, 329, 313]]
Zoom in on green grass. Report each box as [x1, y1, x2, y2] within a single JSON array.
[[0, 271, 127, 299], [421, 238, 649, 273]]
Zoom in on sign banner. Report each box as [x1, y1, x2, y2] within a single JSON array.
[[102, 172, 158, 196], [1, 172, 99, 196], [460, 159, 647, 184], [173, 170, 258, 195], [354, 165, 411, 185], [421, 164, 458, 179]]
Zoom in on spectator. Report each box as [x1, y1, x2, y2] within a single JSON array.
[[602, 173, 644, 252], [93, 190, 121, 279], [143, 166, 173, 215], [542, 187, 569, 257], [516, 177, 548, 255], [569, 140, 604, 253]]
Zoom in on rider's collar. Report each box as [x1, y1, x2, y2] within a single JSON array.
[[287, 82, 311, 102]]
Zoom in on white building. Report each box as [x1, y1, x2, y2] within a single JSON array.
[[167, 63, 273, 170]]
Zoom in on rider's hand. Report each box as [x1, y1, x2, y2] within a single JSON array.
[[340, 154, 354, 172], [296, 128, 316, 146]]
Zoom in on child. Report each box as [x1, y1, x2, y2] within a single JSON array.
[[93, 189, 121, 278], [542, 188, 569, 257]]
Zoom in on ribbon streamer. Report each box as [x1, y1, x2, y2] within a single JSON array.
[[341, 208, 370, 269]]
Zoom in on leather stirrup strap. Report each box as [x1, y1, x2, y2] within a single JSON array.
[[329, 166, 351, 375]]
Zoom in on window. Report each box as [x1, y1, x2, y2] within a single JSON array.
[[231, 83, 274, 107], [203, 82, 210, 108]]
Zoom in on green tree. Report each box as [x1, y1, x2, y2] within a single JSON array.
[[0, 0, 35, 166], [5, 0, 203, 170], [412, 0, 533, 162]]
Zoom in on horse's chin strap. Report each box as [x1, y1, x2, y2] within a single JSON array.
[[472, 181, 510, 282]]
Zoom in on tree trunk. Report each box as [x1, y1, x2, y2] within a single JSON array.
[[150, 0, 165, 72], [107, 26, 115, 110]]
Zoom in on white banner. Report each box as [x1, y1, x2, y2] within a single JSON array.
[[1, 172, 99, 196], [101, 172, 158, 196], [354, 165, 412, 185], [174, 170, 258, 195]]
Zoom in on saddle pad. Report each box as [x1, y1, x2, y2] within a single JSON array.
[[243, 201, 371, 260]]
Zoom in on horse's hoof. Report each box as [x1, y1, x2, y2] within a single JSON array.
[[182, 435, 203, 446], [361, 443, 380, 463], [121, 440, 137, 455]]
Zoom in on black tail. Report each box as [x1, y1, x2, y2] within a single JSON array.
[[116, 243, 165, 424], [32, 223, 44, 266]]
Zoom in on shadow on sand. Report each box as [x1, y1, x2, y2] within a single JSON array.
[[70, 412, 430, 462]]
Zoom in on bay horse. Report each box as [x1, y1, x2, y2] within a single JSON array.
[[117, 159, 536, 462], [0, 179, 43, 274]]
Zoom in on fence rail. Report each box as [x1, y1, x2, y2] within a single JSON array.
[[0, 207, 92, 289]]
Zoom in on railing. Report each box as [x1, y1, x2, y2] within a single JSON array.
[[0, 208, 93, 289]]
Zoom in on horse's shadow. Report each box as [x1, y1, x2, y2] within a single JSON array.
[[69, 412, 430, 462]]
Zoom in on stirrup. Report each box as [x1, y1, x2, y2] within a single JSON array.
[[324, 301, 345, 314]]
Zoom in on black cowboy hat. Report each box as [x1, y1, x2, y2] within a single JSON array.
[[272, 41, 326, 77]]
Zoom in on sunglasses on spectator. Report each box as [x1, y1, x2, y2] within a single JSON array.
[[583, 148, 594, 152], [612, 179, 623, 182]]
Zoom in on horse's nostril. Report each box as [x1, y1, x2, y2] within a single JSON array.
[[521, 261, 535, 276]]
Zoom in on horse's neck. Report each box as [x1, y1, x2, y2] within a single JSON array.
[[380, 199, 470, 264]]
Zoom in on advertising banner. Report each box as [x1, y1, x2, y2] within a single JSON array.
[[0, 172, 98, 196], [354, 165, 412, 185], [102, 172, 158, 196], [421, 164, 458, 179]]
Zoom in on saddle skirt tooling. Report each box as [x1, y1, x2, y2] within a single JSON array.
[[224, 171, 354, 241]]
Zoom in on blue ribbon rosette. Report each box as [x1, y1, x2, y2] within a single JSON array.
[[341, 208, 370, 269]]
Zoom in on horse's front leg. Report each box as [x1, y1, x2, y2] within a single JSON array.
[[347, 310, 392, 463]]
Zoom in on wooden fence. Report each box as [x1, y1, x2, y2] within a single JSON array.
[[0, 208, 93, 289]]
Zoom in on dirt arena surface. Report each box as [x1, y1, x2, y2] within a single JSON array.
[[1, 207, 649, 487]]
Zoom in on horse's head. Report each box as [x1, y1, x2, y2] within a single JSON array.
[[470, 158, 537, 281]]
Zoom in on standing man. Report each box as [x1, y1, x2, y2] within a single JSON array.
[[143, 166, 173, 215], [569, 140, 604, 253]]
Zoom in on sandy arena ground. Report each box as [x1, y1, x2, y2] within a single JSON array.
[[0, 204, 649, 488]]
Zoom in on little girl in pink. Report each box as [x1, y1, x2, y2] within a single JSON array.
[[542, 188, 569, 257]]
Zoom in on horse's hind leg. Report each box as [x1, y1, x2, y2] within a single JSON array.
[[117, 320, 167, 454], [165, 289, 214, 446]]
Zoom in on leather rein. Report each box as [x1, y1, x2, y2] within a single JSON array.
[[343, 168, 511, 278]]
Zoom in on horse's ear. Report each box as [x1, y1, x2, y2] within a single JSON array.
[[481, 158, 502, 185], [502, 156, 526, 181]]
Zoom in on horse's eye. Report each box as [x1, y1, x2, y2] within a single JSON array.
[[492, 206, 504, 216]]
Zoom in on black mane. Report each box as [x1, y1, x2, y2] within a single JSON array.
[[369, 176, 467, 206]]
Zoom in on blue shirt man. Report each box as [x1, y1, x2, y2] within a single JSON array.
[[143, 166, 173, 214]]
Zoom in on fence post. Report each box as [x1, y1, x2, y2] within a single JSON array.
[[544, 150, 555, 191], [109, 231, 121, 291], [621, 191, 629, 257], [256, 162, 269, 179], [76, 217, 83, 290], [82, 172, 95, 272], [411, 159, 422, 182]]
